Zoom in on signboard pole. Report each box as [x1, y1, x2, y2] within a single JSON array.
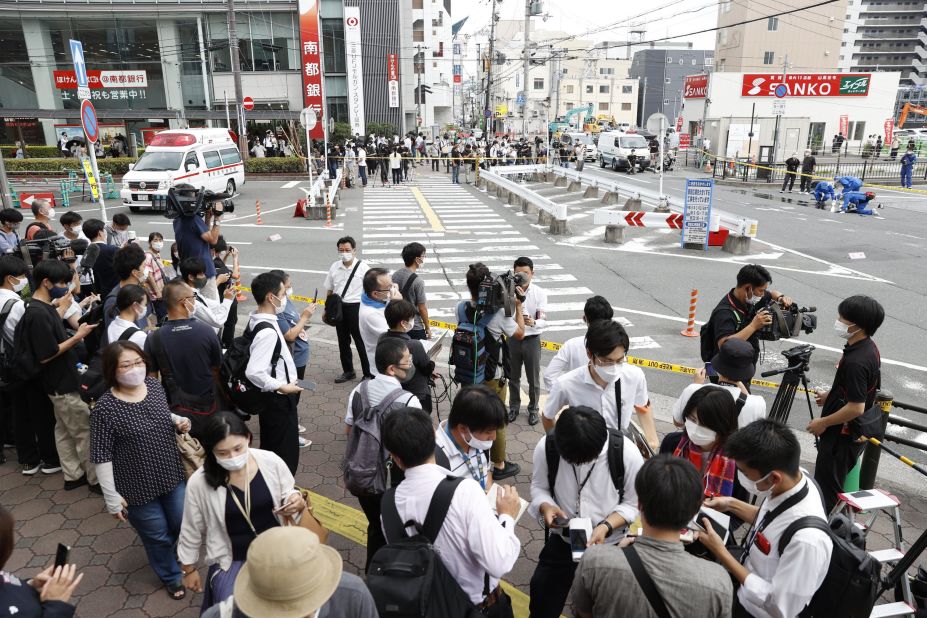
[[682, 178, 713, 250], [658, 115, 666, 209], [89, 147, 107, 222], [0, 148, 11, 210]]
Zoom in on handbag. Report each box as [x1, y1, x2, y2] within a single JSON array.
[[175, 431, 206, 479], [283, 486, 329, 544], [323, 260, 362, 327]]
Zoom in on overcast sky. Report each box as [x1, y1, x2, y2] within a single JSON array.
[[457, 0, 719, 50]]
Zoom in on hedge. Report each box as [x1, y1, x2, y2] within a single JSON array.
[[5, 157, 137, 176], [244, 157, 305, 173]]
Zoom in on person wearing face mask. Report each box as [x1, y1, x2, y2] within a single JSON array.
[[704, 264, 793, 375], [507, 256, 548, 426], [807, 295, 884, 512], [144, 232, 174, 324], [13, 259, 100, 492], [391, 242, 431, 341], [145, 280, 224, 439], [435, 385, 506, 490], [178, 412, 306, 611], [381, 299, 433, 413], [541, 320, 658, 451], [212, 236, 240, 349], [0, 209, 24, 255], [82, 218, 119, 297], [245, 272, 303, 474], [358, 267, 403, 377], [102, 243, 152, 331], [105, 213, 132, 247], [89, 341, 189, 600], [58, 211, 85, 242], [344, 337, 421, 572], [543, 295, 614, 391], [24, 199, 55, 241], [323, 236, 371, 382], [698, 420, 832, 618], [180, 257, 234, 336], [106, 284, 149, 348]]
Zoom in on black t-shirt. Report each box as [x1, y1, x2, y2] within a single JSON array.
[[91, 243, 119, 297], [18, 300, 79, 395], [822, 338, 881, 430], [214, 257, 231, 296], [379, 330, 431, 403], [144, 318, 222, 398], [708, 289, 769, 364]]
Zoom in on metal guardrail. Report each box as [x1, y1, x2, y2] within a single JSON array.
[[327, 168, 342, 206], [480, 168, 567, 220]]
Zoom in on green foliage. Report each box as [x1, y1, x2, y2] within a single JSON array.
[[4, 157, 136, 175], [366, 122, 397, 137], [0, 146, 145, 158], [244, 157, 306, 173], [330, 122, 353, 144]]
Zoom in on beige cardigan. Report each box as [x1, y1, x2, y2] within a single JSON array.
[[177, 448, 300, 571]]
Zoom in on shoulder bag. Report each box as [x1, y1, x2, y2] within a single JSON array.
[[323, 261, 362, 327]]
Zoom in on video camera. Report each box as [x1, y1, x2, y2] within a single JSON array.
[[757, 301, 817, 342], [163, 184, 234, 220], [476, 270, 529, 317], [18, 234, 88, 265]]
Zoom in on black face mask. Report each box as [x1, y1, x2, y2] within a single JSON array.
[[397, 365, 416, 383]]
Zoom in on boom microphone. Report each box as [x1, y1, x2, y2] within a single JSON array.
[[81, 242, 100, 275]]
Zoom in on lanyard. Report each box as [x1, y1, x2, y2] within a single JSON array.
[[571, 462, 597, 517], [227, 459, 256, 536], [445, 426, 486, 489]]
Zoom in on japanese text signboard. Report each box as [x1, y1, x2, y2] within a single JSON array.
[[388, 54, 400, 109], [682, 179, 713, 249], [741, 73, 871, 97], [299, 0, 325, 139]]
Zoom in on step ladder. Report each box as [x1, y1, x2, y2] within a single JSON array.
[[831, 489, 917, 618]]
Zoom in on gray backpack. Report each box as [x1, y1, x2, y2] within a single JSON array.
[[343, 381, 416, 496]]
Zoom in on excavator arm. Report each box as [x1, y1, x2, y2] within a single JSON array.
[[898, 102, 927, 128]]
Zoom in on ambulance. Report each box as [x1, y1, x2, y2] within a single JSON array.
[[120, 128, 245, 212]]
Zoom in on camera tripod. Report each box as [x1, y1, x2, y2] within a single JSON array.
[[761, 356, 816, 427]]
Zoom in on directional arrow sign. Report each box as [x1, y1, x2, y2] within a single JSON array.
[[19, 192, 56, 208], [70, 39, 88, 88], [624, 212, 645, 226], [666, 214, 684, 229]]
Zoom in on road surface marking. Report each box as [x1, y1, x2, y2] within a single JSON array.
[[410, 186, 445, 232]]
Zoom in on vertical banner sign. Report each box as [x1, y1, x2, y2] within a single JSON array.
[[883, 119, 894, 145], [79, 155, 100, 202], [453, 64, 462, 84], [682, 178, 713, 250], [839, 114, 849, 139], [675, 116, 683, 132], [343, 7, 365, 136], [298, 0, 325, 139], [387, 54, 400, 109]]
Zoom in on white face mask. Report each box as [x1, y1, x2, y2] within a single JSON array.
[[46, 208, 57, 220], [834, 319, 856, 340], [216, 449, 249, 471], [340, 251, 354, 263], [270, 294, 287, 315], [185, 299, 197, 319], [401, 320, 414, 333], [464, 428, 494, 452], [151, 241, 164, 252], [593, 361, 622, 383], [136, 304, 148, 322], [746, 288, 762, 305], [11, 276, 27, 293], [286, 287, 294, 298], [684, 419, 718, 448], [737, 469, 773, 499], [116, 366, 146, 388]]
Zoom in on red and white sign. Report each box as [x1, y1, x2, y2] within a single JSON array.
[[80, 99, 99, 144], [884, 119, 894, 144], [682, 74, 708, 99], [679, 133, 691, 149], [18, 192, 56, 208], [839, 115, 849, 138], [741, 73, 871, 97], [675, 116, 684, 132], [54, 70, 148, 90], [620, 212, 684, 229], [242, 97, 255, 111], [387, 53, 400, 109], [298, 0, 325, 139]]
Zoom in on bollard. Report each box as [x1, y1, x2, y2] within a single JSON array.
[[324, 195, 333, 228], [680, 289, 699, 337], [859, 390, 894, 490], [255, 200, 263, 225]]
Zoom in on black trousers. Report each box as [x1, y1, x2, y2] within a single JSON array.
[[391, 168, 402, 184], [335, 302, 370, 377], [431, 158, 440, 171], [357, 492, 386, 573], [18, 381, 60, 467], [799, 173, 813, 192], [258, 392, 299, 475], [529, 535, 576, 618], [814, 428, 865, 513], [782, 172, 796, 191]]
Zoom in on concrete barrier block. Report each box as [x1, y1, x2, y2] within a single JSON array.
[[550, 218, 571, 235], [622, 197, 642, 211], [722, 235, 753, 255], [604, 225, 624, 244], [583, 185, 598, 198], [508, 192, 521, 206], [475, 177, 486, 189], [567, 180, 582, 192], [554, 176, 568, 188], [601, 192, 620, 205], [538, 210, 553, 226], [522, 201, 539, 215]]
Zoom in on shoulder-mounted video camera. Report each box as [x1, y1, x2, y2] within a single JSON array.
[[163, 184, 235, 220], [476, 270, 529, 317], [758, 301, 818, 341]]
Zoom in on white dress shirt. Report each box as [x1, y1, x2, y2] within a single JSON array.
[[324, 259, 368, 304], [435, 421, 491, 489], [357, 148, 367, 167], [543, 363, 648, 431], [543, 335, 586, 390], [520, 284, 548, 337], [245, 313, 297, 392], [193, 291, 232, 335], [739, 474, 832, 618], [106, 316, 148, 348], [478, 304, 519, 381], [358, 302, 389, 376], [529, 434, 642, 541], [672, 383, 767, 429], [344, 374, 420, 425], [385, 464, 521, 604], [0, 289, 25, 344]]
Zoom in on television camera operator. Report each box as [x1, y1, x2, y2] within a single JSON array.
[[168, 184, 234, 302]]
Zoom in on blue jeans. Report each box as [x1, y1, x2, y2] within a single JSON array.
[[451, 165, 460, 183], [901, 166, 913, 188], [126, 482, 185, 586]]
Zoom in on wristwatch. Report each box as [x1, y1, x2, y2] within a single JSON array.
[[181, 567, 196, 576], [596, 519, 614, 538]]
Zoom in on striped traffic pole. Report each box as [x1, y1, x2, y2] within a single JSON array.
[[680, 289, 699, 337]]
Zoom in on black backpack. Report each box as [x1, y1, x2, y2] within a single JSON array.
[[369, 476, 483, 618], [699, 302, 745, 362], [546, 426, 626, 505], [220, 321, 285, 415], [777, 513, 881, 618], [0, 299, 19, 391], [78, 327, 140, 406]]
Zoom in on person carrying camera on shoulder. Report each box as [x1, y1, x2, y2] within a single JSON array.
[[171, 184, 222, 302]]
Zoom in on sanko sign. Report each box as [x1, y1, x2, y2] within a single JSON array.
[[683, 74, 709, 99], [741, 73, 871, 97]]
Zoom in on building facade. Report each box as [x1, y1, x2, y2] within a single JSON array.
[[713, 0, 847, 72], [629, 48, 714, 127], [839, 0, 927, 88], [399, 0, 454, 135]]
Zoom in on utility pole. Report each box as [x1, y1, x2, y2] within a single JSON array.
[[483, 0, 499, 135], [227, 0, 248, 160], [416, 44, 423, 133], [520, 0, 532, 137], [771, 54, 789, 163]]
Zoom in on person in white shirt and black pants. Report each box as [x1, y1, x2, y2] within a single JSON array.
[[529, 406, 644, 618], [508, 257, 548, 426], [245, 273, 303, 474], [323, 237, 371, 382], [697, 419, 832, 618]]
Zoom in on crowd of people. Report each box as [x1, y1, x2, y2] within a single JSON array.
[[0, 183, 889, 617]]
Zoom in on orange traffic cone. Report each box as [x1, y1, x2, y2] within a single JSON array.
[[325, 196, 333, 228], [293, 198, 307, 218], [255, 200, 263, 225]]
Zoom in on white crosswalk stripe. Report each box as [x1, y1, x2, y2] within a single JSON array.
[[360, 174, 660, 351]]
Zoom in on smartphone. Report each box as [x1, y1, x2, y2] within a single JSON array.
[[296, 379, 317, 391], [54, 543, 70, 568], [568, 518, 593, 562], [313, 288, 318, 304], [551, 516, 570, 528], [704, 362, 718, 377]]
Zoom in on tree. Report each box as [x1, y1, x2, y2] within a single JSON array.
[[367, 122, 397, 137], [330, 122, 353, 144]]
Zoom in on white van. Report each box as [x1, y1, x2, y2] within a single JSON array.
[[559, 132, 598, 161], [120, 128, 245, 212], [597, 131, 651, 172]]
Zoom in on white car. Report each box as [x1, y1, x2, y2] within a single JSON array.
[[597, 131, 651, 171], [120, 128, 244, 213], [559, 132, 598, 161]]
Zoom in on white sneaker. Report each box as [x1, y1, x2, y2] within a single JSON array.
[[298, 424, 307, 434], [298, 437, 312, 449]]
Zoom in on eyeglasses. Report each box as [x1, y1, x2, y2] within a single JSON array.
[[117, 359, 147, 371], [397, 364, 413, 371], [594, 355, 625, 367]]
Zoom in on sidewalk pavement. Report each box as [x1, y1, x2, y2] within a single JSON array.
[[2, 336, 925, 617]]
